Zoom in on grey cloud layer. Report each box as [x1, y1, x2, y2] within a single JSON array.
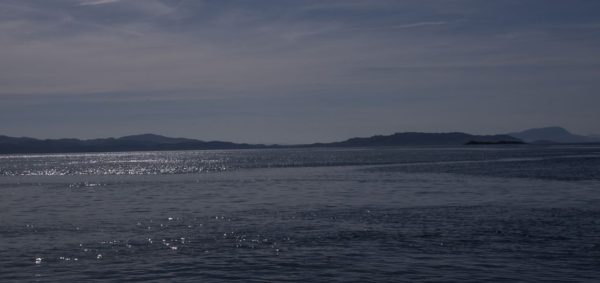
[[1, 0, 599, 142]]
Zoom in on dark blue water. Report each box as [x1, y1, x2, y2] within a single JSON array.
[[1, 146, 600, 282]]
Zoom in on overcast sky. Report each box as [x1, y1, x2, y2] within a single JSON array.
[[1, 0, 599, 143]]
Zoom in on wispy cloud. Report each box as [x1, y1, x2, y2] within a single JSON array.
[[392, 21, 449, 29], [347, 21, 452, 32], [79, 0, 123, 6]]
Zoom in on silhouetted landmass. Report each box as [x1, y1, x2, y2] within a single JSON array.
[[509, 127, 600, 144], [5, 127, 600, 154], [0, 134, 271, 154], [465, 140, 526, 145], [306, 132, 522, 147]]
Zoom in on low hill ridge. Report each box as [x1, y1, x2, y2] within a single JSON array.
[[5, 127, 599, 154], [118, 134, 198, 144], [0, 134, 263, 154], [308, 132, 521, 147]]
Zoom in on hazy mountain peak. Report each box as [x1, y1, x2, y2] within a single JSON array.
[[519, 126, 569, 134], [509, 127, 599, 143]]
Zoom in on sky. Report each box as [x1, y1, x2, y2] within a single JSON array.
[[1, 0, 599, 143]]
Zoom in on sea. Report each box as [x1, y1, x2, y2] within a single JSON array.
[[1, 145, 599, 282]]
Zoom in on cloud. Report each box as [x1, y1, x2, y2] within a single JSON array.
[[393, 21, 449, 29], [0, 0, 599, 139], [0, 0, 598, 98], [79, 0, 122, 6]]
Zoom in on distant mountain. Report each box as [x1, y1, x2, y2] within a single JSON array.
[[508, 127, 600, 144], [307, 132, 522, 147], [0, 131, 535, 154], [0, 134, 268, 154], [117, 134, 197, 144]]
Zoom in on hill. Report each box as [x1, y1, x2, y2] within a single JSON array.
[[0, 134, 268, 154], [508, 127, 599, 144], [307, 132, 522, 147]]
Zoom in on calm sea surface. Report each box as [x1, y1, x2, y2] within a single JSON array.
[[1, 146, 600, 282]]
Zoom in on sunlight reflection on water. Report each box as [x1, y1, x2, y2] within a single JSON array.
[[1, 146, 599, 281]]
